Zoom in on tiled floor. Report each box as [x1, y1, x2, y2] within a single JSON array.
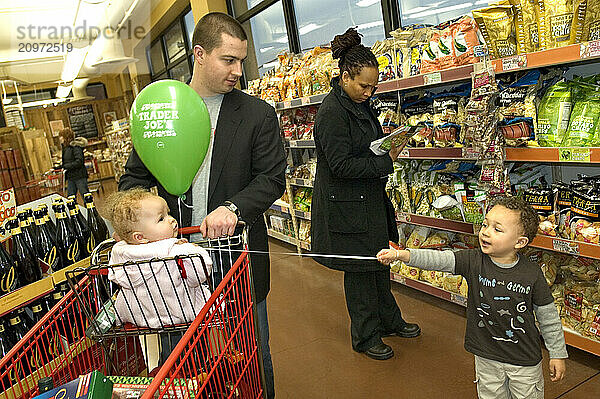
[[266, 240, 600, 398]]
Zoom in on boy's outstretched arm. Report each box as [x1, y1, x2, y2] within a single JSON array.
[[535, 303, 568, 382], [377, 247, 457, 274]]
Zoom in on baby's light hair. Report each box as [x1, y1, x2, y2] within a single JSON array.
[[102, 188, 157, 243]]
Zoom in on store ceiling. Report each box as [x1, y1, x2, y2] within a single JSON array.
[[0, 0, 146, 89]]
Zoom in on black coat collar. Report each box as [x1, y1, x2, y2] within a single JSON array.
[[330, 77, 375, 122]]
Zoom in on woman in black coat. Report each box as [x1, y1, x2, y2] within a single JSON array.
[[60, 128, 90, 200], [311, 28, 420, 360]]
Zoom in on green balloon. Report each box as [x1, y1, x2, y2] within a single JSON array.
[[130, 80, 210, 196]]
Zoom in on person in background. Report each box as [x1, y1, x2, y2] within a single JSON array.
[[60, 127, 89, 200], [119, 12, 286, 398], [378, 197, 567, 398], [310, 28, 420, 361]]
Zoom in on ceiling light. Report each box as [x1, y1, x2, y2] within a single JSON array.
[[299, 23, 324, 36], [61, 47, 89, 82], [356, 0, 379, 7], [356, 21, 384, 30], [56, 84, 72, 98], [407, 2, 473, 18]]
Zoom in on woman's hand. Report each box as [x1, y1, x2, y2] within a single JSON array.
[[388, 140, 407, 162]]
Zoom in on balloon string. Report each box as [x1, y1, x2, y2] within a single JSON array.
[[196, 246, 379, 261], [177, 195, 194, 238]]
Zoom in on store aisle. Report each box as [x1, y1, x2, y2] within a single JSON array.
[[267, 240, 600, 398]]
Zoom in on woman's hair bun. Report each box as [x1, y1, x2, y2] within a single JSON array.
[[331, 28, 362, 60]]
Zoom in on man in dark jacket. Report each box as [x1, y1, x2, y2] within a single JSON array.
[[60, 128, 90, 199], [119, 13, 285, 398]]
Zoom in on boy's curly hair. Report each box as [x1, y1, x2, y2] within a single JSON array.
[[102, 188, 156, 243], [490, 196, 539, 243]]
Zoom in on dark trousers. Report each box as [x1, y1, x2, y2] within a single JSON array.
[[343, 270, 406, 352], [67, 177, 89, 199]]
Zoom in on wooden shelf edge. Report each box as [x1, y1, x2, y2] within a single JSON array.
[[267, 229, 297, 246], [563, 328, 600, 357], [391, 272, 467, 307]]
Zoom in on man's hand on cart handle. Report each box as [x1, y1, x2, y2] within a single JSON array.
[[199, 206, 238, 238]]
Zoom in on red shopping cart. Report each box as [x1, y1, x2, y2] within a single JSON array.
[[0, 224, 264, 399]]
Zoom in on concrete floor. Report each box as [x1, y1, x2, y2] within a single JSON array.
[[266, 240, 600, 398]]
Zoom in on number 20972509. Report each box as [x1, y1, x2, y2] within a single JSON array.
[[18, 43, 73, 53]]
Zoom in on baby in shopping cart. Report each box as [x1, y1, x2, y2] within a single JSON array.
[[104, 188, 213, 330]]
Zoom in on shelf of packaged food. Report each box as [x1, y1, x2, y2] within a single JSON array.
[[390, 271, 468, 307], [397, 212, 475, 235], [0, 256, 91, 317], [287, 139, 316, 148], [505, 147, 600, 163], [492, 41, 600, 74], [397, 147, 472, 160], [529, 235, 600, 260], [274, 93, 328, 110], [267, 228, 298, 246], [270, 200, 291, 215], [396, 213, 600, 260], [293, 209, 311, 220], [563, 327, 600, 357], [289, 177, 314, 187]]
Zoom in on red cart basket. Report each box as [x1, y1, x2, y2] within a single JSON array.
[[0, 224, 264, 399]]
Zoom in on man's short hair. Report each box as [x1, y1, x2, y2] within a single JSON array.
[[192, 12, 247, 53]]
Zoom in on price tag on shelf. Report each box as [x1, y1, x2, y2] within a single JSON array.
[[473, 45, 489, 58], [502, 55, 527, 71], [391, 272, 406, 284], [301, 97, 311, 105], [399, 148, 410, 158], [423, 72, 442, 85], [451, 294, 468, 307], [290, 141, 298, 148], [552, 239, 580, 255], [283, 101, 292, 109], [559, 147, 591, 162], [580, 41, 600, 59]]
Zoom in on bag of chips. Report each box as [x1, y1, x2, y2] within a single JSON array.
[[510, 0, 542, 53], [406, 226, 431, 249], [570, 185, 600, 244], [420, 270, 446, 287], [536, 81, 572, 147], [562, 88, 600, 147], [473, 5, 518, 59], [583, 0, 600, 41], [451, 16, 482, 65], [372, 39, 398, 82], [524, 182, 558, 236], [542, 0, 586, 49], [553, 182, 572, 239], [443, 274, 464, 293]]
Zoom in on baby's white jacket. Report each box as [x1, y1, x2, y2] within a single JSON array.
[[108, 238, 213, 328]]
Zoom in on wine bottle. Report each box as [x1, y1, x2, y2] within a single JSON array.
[[66, 199, 90, 258], [25, 208, 39, 248], [17, 210, 36, 256], [38, 377, 54, 393], [84, 193, 108, 252], [16, 307, 34, 331], [30, 299, 47, 325], [0, 319, 10, 356], [68, 196, 90, 236], [0, 233, 20, 295], [33, 208, 60, 272], [6, 315, 28, 348], [39, 204, 56, 240], [53, 203, 80, 269], [7, 217, 42, 285]]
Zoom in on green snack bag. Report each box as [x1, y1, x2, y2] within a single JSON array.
[[563, 89, 600, 147], [537, 82, 572, 147]]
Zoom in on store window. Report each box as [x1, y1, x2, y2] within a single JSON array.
[[164, 22, 186, 62], [398, 0, 490, 27], [184, 10, 195, 45], [293, 0, 386, 50], [242, 1, 290, 80], [149, 40, 166, 75], [170, 58, 192, 83]]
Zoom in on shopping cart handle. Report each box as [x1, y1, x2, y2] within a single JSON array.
[[179, 221, 246, 235]]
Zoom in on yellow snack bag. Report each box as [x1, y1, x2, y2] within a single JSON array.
[[473, 5, 518, 59], [510, 0, 542, 52], [583, 0, 600, 41], [543, 0, 586, 48]]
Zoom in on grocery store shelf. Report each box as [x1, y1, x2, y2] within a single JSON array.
[[563, 327, 600, 357], [293, 209, 311, 220], [275, 93, 328, 110], [505, 147, 600, 163], [267, 228, 298, 246], [397, 212, 475, 235], [397, 147, 471, 160], [288, 139, 316, 148], [289, 177, 314, 187], [530, 235, 600, 260], [390, 272, 467, 307], [270, 200, 291, 214], [492, 41, 600, 73]]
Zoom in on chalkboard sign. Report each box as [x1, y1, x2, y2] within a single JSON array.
[[67, 104, 98, 138]]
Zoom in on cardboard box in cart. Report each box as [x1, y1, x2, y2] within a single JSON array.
[[32, 371, 112, 399]]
